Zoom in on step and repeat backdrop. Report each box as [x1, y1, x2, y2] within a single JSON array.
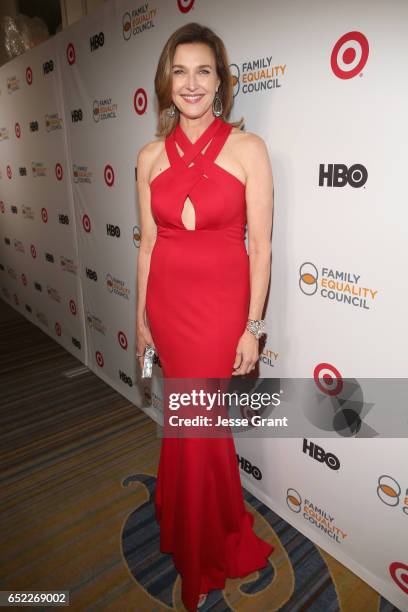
[[0, 0, 407, 609]]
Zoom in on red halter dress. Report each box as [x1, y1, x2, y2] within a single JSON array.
[[146, 116, 273, 611]]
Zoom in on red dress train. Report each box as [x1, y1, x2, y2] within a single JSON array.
[[146, 116, 273, 611]]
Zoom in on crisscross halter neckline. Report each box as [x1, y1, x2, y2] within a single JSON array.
[[165, 115, 229, 171], [170, 116, 224, 168], [149, 115, 245, 232]]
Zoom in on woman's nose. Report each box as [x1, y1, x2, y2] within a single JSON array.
[[186, 73, 198, 89]]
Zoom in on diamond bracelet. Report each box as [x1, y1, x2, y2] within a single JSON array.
[[246, 318, 266, 339]]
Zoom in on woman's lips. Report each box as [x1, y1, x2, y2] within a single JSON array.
[[181, 95, 204, 104]]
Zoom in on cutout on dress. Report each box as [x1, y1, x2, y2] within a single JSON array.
[[181, 195, 196, 231]]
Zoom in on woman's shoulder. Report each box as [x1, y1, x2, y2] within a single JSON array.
[[137, 138, 165, 184], [137, 137, 165, 161], [230, 125, 266, 146], [137, 138, 165, 175], [229, 126, 268, 161]]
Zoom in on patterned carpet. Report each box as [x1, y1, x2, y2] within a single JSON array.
[[0, 298, 401, 611]]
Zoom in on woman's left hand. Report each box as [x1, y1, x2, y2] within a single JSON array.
[[232, 329, 259, 375]]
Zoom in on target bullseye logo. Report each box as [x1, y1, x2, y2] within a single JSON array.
[[69, 299, 77, 315], [177, 0, 195, 12], [67, 43, 76, 65], [331, 31, 369, 79], [82, 214, 91, 233], [26, 67, 33, 85], [41, 208, 48, 223], [15, 123, 21, 138], [7, 165, 12, 179], [390, 562, 408, 595], [55, 322, 62, 336], [96, 351, 104, 367], [118, 331, 128, 350], [55, 163, 63, 181], [314, 362, 343, 396], [134, 88, 147, 115], [30, 244, 37, 258], [104, 164, 115, 187]]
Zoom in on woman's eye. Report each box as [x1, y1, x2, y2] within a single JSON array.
[[173, 69, 210, 75]]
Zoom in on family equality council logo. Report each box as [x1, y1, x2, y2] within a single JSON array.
[[299, 262, 378, 310]]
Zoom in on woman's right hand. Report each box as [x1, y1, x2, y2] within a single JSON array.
[[136, 322, 156, 371]]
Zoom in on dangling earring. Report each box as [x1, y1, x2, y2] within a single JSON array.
[[212, 89, 223, 117], [167, 103, 176, 117]]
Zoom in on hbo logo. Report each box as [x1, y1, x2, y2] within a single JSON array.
[[119, 370, 133, 387], [319, 163, 367, 187], [71, 109, 83, 123], [107, 224, 120, 237], [86, 268, 98, 281], [303, 439, 340, 471], [90, 32, 105, 52], [237, 454, 262, 480]]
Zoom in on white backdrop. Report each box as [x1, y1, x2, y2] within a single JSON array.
[[0, 0, 407, 609]]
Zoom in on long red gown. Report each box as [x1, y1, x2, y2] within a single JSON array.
[[145, 115, 273, 611]]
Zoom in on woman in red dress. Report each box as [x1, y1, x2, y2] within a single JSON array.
[[136, 22, 274, 611]]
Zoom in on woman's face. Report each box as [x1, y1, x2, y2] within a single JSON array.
[[171, 42, 220, 119]]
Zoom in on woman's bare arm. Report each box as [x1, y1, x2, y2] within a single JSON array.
[[135, 142, 158, 359], [232, 133, 274, 375], [244, 133, 274, 320]]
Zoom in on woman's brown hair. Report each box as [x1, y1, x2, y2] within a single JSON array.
[[154, 22, 244, 137]]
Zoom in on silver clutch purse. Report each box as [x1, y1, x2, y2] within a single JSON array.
[[141, 345, 155, 378]]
